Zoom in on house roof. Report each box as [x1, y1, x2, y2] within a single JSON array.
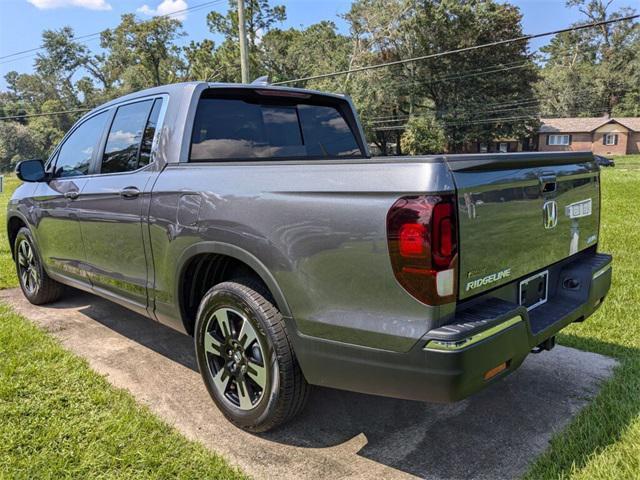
[[540, 117, 640, 133], [615, 117, 640, 131]]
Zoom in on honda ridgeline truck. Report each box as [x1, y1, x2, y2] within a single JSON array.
[[8, 82, 612, 431]]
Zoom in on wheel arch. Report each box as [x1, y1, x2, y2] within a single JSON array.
[[7, 214, 28, 259], [176, 241, 293, 335]]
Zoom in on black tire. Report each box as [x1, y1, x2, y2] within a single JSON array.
[[14, 227, 64, 305], [194, 277, 309, 432]]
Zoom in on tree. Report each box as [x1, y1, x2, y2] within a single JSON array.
[[1, 27, 92, 163], [343, 0, 539, 153], [260, 21, 351, 90], [1, 14, 189, 167], [100, 13, 186, 91], [204, 0, 286, 82], [184, 39, 220, 81], [411, 0, 539, 150], [0, 121, 41, 171], [400, 115, 447, 154], [536, 1, 639, 117], [343, 0, 419, 153]]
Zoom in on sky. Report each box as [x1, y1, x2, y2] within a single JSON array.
[[0, 0, 632, 90]]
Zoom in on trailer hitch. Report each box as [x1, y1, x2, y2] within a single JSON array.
[[531, 336, 556, 354]]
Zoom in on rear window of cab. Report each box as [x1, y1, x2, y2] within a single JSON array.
[[189, 90, 364, 161]]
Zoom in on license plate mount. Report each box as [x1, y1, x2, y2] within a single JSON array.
[[519, 270, 549, 311]]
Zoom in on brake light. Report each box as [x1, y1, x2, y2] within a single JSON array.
[[399, 223, 427, 256], [386, 195, 458, 305], [254, 89, 311, 99]]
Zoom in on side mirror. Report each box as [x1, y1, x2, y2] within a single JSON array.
[[16, 159, 46, 182]]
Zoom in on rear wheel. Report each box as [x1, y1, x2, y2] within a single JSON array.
[[195, 278, 309, 432], [14, 227, 64, 305]]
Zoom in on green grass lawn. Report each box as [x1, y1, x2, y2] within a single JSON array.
[[1, 155, 640, 478], [0, 175, 20, 289], [0, 304, 245, 479], [0, 176, 245, 478], [525, 154, 640, 479]]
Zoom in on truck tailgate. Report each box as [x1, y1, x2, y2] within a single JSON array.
[[446, 152, 600, 300]]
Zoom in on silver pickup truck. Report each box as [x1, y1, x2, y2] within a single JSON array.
[[8, 82, 612, 432]]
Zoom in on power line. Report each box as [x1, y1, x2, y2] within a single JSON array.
[[362, 83, 628, 123], [0, 108, 92, 121], [364, 97, 612, 124], [364, 99, 543, 122], [0, 0, 226, 64], [361, 60, 535, 91], [371, 112, 612, 131], [371, 105, 613, 131], [365, 94, 616, 129], [0, 32, 103, 61], [272, 14, 639, 85]]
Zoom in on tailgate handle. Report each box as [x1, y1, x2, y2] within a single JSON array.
[[539, 174, 557, 193]]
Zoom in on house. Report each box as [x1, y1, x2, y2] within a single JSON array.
[[461, 138, 531, 154], [539, 117, 640, 156]]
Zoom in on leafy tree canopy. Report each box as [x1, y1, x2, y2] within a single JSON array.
[[536, 0, 639, 117], [0, 0, 637, 168]]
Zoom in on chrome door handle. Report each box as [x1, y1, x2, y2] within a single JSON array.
[[120, 186, 141, 199], [64, 191, 79, 200]]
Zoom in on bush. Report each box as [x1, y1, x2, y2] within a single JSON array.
[[400, 116, 447, 155]]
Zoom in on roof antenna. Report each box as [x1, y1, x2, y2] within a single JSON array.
[[251, 75, 270, 86]]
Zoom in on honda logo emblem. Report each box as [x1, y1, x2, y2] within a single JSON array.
[[542, 200, 558, 229]]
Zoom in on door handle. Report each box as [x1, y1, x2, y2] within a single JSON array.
[[64, 191, 79, 200], [120, 186, 141, 199]]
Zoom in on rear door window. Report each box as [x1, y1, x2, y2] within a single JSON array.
[[137, 99, 163, 168], [190, 95, 362, 161], [101, 100, 154, 174]]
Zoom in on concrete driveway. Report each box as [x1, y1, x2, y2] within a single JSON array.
[[0, 288, 617, 480]]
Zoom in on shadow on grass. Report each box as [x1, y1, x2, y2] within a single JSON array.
[[524, 333, 640, 478]]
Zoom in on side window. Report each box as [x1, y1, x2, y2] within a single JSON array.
[[101, 100, 153, 174], [55, 112, 108, 177], [138, 99, 163, 168]]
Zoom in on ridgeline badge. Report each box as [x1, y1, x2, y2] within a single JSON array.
[[465, 268, 512, 292]]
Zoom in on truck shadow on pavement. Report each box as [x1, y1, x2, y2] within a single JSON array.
[[41, 291, 618, 480]]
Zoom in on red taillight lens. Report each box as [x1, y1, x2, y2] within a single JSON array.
[[386, 195, 458, 305], [399, 223, 427, 257]]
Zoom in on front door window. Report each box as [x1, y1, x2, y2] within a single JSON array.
[[54, 112, 108, 177]]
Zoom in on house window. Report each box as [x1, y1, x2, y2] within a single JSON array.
[[604, 133, 618, 146], [499, 142, 508, 153], [548, 134, 571, 146]]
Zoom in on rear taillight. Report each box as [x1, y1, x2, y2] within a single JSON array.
[[386, 195, 458, 305]]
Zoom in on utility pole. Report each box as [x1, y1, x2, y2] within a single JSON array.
[[237, 0, 250, 83]]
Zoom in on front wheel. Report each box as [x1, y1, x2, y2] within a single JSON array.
[[194, 278, 309, 432], [14, 227, 64, 305]]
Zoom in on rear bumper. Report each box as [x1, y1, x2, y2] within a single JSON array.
[[295, 251, 612, 403]]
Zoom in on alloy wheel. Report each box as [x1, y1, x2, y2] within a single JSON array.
[[17, 239, 40, 295], [203, 307, 267, 410]]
